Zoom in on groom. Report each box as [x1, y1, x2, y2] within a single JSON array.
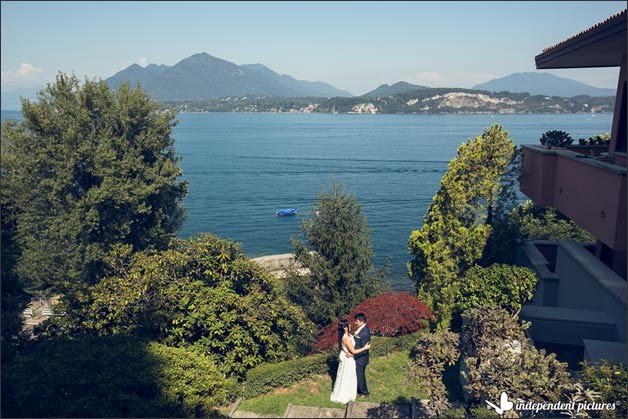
[[353, 313, 371, 398]]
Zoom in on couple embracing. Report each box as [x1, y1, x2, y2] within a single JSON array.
[[330, 313, 372, 404]]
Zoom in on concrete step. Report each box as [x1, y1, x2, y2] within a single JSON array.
[[583, 339, 628, 363], [231, 400, 424, 418], [284, 404, 345, 418], [346, 401, 412, 418], [231, 410, 279, 418], [520, 305, 617, 345]]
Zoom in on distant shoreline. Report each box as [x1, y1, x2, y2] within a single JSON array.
[[3, 109, 613, 116], [174, 110, 613, 115]]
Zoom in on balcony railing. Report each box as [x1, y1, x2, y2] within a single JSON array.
[[520, 144, 627, 250]]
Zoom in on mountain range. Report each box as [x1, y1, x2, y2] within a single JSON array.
[[106, 53, 352, 100], [363, 81, 427, 97], [472, 72, 615, 97], [2, 57, 617, 110]]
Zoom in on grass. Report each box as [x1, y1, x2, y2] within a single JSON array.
[[237, 351, 426, 416]]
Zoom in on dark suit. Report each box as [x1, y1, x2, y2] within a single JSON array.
[[353, 324, 371, 395]]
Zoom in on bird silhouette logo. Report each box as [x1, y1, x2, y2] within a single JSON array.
[[486, 392, 514, 415]]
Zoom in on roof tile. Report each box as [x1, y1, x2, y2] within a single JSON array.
[[543, 9, 627, 53]]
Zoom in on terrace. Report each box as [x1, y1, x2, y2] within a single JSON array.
[[518, 9, 627, 363]]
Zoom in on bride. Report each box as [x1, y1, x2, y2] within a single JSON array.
[[330, 319, 371, 404]]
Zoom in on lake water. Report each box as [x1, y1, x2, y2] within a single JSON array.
[[1, 111, 613, 290]]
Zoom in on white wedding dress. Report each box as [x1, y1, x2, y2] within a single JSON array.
[[330, 334, 357, 404]]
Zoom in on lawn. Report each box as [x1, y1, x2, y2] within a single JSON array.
[[237, 351, 427, 416]]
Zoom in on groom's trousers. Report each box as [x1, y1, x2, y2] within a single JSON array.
[[356, 363, 369, 395]]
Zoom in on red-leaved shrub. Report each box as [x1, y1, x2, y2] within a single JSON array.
[[310, 292, 433, 353]]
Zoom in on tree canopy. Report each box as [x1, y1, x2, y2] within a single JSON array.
[[1, 74, 187, 294], [39, 234, 314, 377], [408, 125, 517, 329], [285, 181, 387, 327]]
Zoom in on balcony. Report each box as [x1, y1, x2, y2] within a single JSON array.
[[520, 144, 627, 250]]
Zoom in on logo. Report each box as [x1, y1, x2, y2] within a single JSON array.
[[486, 392, 514, 415], [485, 391, 618, 416]]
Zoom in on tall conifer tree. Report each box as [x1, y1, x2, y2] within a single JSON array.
[[408, 125, 516, 329], [285, 181, 387, 327]]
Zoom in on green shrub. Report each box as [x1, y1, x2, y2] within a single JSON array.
[[1, 335, 227, 418], [460, 307, 571, 409], [369, 333, 424, 357], [579, 133, 611, 145], [242, 353, 330, 399], [223, 377, 242, 402], [460, 306, 527, 358], [407, 331, 460, 417], [540, 130, 573, 148], [512, 201, 595, 243], [454, 264, 537, 318], [581, 360, 628, 418], [40, 234, 314, 378]]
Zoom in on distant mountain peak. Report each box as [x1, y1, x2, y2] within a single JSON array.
[[473, 72, 615, 97], [105, 52, 353, 100]]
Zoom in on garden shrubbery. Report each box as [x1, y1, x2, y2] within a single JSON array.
[[368, 333, 423, 357], [1, 335, 227, 418], [540, 130, 573, 148], [407, 307, 596, 417], [407, 330, 460, 416], [242, 353, 330, 399], [579, 133, 611, 145], [454, 264, 537, 317], [39, 234, 314, 378], [310, 292, 432, 353], [460, 307, 571, 406], [511, 200, 595, 243], [581, 360, 628, 418]]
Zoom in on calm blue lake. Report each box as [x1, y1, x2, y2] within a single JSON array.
[[1, 111, 613, 290]]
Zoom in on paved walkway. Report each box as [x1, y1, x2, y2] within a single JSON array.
[[231, 399, 428, 418]]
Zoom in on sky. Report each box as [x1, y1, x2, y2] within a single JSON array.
[[1, 1, 626, 96]]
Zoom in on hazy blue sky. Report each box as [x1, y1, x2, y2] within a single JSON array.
[[1, 1, 625, 95]]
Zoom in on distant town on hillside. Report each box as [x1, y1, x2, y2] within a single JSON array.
[[1, 52, 617, 112]]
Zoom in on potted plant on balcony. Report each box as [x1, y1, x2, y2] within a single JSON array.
[[539, 130, 573, 149]]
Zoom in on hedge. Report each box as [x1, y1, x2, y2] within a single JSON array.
[[1, 335, 227, 418], [369, 333, 423, 357], [242, 353, 330, 399]]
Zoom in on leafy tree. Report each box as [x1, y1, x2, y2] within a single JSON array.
[[284, 181, 388, 327], [310, 292, 432, 352], [38, 234, 314, 377], [453, 264, 537, 319], [0, 174, 28, 358], [540, 130, 573, 148], [1, 73, 187, 295], [408, 125, 517, 329], [1, 336, 228, 418]]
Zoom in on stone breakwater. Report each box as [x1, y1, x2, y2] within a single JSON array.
[[251, 253, 309, 278]]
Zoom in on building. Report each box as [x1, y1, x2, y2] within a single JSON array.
[[517, 10, 627, 364]]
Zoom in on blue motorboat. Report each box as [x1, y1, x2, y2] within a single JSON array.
[[276, 208, 297, 216]]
